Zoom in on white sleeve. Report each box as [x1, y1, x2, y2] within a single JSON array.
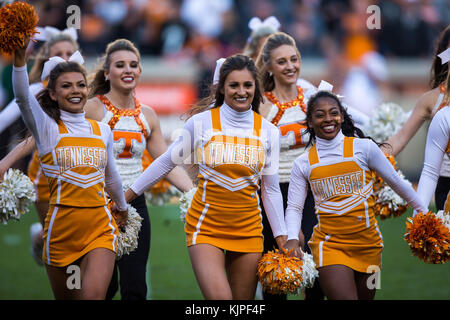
[[104, 128, 127, 211], [416, 109, 449, 208], [130, 117, 195, 196], [261, 173, 287, 238], [0, 82, 43, 134], [12, 65, 52, 151], [285, 158, 309, 240], [366, 140, 427, 213]]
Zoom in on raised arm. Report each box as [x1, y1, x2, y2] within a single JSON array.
[[383, 89, 438, 155]]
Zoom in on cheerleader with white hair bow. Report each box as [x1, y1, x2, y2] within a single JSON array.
[[0, 27, 80, 266]]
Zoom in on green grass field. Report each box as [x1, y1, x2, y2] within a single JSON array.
[[0, 204, 448, 300]]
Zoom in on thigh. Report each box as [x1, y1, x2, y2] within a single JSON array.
[[318, 264, 358, 300], [188, 244, 232, 300], [354, 271, 377, 300], [45, 264, 80, 300], [225, 251, 261, 300], [79, 248, 116, 300]]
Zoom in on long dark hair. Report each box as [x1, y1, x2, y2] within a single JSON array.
[[186, 54, 263, 118], [430, 25, 450, 89], [36, 61, 87, 123], [304, 91, 387, 149]]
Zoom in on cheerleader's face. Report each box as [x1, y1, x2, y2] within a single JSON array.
[[49, 41, 76, 61], [308, 97, 343, 140], [268, 44, 300, 85], [50, 72, 88, 113], [222, 69, 255, 112], [105, 50, 141, 92]]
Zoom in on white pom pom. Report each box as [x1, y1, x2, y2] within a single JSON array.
[[301, 253, 319, 289], [116, 204, 142, 260], [179, 187, 197, 223], [363, 102, 408, 142], [0, 169, 36, 224], [435, 210, 450, 230]]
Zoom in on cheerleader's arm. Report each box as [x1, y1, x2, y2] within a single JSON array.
[[285, 158, 308, 241], [416, 110, 449, 209], [367, 140, 427, 213], [104, 128, 127, 211]]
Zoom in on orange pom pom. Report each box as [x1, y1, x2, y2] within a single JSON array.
[[257, 248, 304, 295], [0, 1, 39, 54], [404, 212, 450, 264]]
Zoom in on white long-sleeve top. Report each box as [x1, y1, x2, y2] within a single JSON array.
[[130, 103, 287, 237], [285, 131, 427, 240], [0, 82, 44, 134], [416, 106, 450, 208], [12, 65, 127, 211]]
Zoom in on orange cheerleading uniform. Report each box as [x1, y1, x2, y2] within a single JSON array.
[[185, 107, 266, 252], [40, 120, 117, 266], [306, 137, 383, 272], [27, 150, 50, 202]]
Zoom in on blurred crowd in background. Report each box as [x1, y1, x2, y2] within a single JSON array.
[[0, 0, 449, 176]]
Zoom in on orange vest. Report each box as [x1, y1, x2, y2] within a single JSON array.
[[308, 137, 376, 235], [39, 119, 108, 207]]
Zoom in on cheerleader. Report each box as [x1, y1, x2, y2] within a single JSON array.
[[284, 91, 427, 300], [0, 28, 80, 265], [255, 31, 322, 300], [12, 39, 128, 299], [85, 39, 193, 300], [384, 25, 450, 210], [125, 54, 287, 299]]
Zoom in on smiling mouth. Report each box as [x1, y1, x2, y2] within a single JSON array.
[[234, 97, 248, 102], [122, 76, 134, 83], [322, 125, 336, 133], [68, 97, 82, 103]]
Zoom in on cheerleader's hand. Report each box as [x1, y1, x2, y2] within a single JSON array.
[[111, 203, 128, 230], [275, 235, 287, 249], [284, 239, 304, 259]]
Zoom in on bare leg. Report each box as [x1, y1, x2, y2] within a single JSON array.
[[78, 248, 116, 300], [225, 251, 261, 300], [45, 248, 115, 300], [355, 271, 377, 300], [188, 244, 233, 299], [318, 265, 358, 300]]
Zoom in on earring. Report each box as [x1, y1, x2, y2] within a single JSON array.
[[269, 72, 273, 77], [105, 75, 109, 81]]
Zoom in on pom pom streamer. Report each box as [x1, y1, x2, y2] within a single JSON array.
[[179, 187, 197, 223], [0, 1, 39, 54], [116, 204, 143, 260], [404, 211, 450, 264], [0, 169, 36, 224], [145, 184, 181, 207], [363, 102, 408, 142], [257, 248, 318, 295]]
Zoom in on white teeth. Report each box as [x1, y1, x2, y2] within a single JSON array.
[[235, 97, 247, 101], [69, 97, 81, 103], [122, 77, 133, 81], [323, 125, 335, 131]]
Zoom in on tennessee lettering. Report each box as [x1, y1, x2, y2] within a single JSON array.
[[55, 146, 107, 172], [310, 172, 364, 202], [206, 141, 264, 170]]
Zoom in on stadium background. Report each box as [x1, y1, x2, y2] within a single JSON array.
[[0, 0, 449, 299]]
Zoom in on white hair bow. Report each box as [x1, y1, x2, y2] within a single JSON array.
[[317, 80, 345, 98], [41, 50, 84, 81], [248, 16, 281, 32], [437, 47, 450, 65], [213, 58, 226, 85], [34, 26, 78, 42]]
